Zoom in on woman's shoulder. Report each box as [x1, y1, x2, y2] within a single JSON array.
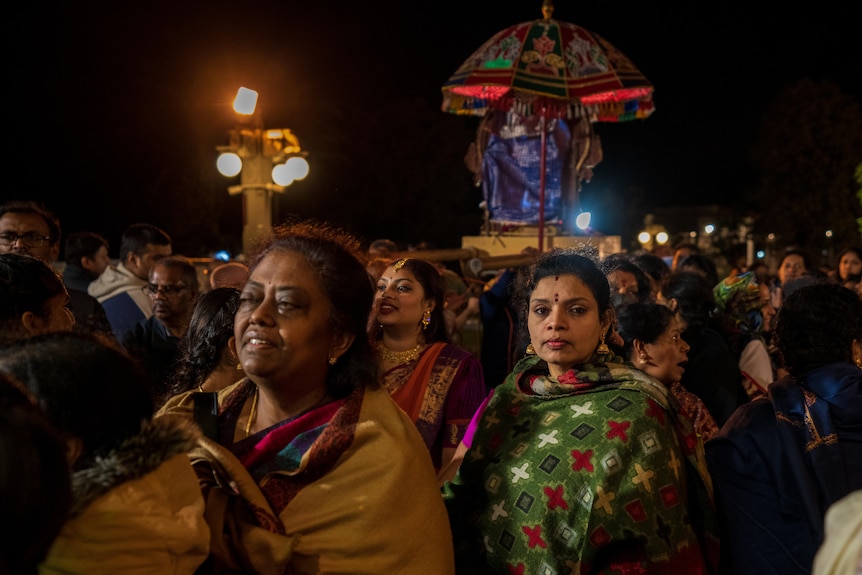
[[603, 361, 675, 403], [71, 416, 202, 512], [432, 343, 484, 374], [156, 389, 196, 418], [44, 455, 209, 574], [47, 417, 209, 574], [296, 386, 455, 574], [157, 378, 249, 419], [341, 387, 443, 489], [360, 385, 429, 438]]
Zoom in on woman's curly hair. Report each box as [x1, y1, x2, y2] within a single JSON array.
[[170, 287, 240, 395]]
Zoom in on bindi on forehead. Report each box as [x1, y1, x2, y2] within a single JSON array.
[[554, 293, 559, 302]]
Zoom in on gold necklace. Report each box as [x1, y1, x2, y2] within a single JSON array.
[[378, 342, 423, 363], [245, 386, 258, 437]]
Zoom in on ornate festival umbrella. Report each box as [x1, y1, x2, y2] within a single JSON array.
[[441, 0, 655, 250]]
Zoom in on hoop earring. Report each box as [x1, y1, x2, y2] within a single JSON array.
[[422, 310, 431, 330], [596, 332, 609, 355], [525, 343, 535, 355]]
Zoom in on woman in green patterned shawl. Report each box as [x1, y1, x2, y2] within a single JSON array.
[[444, 247, 719, 575]]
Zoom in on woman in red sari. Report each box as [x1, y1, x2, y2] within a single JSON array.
[[159, 222, 454, 574], [372, 257, 486, 478]]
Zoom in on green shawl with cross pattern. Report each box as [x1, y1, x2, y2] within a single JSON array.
[[444, 353, 719, 575]]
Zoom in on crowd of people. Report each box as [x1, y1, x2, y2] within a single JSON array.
[[2, 197, 861, 575]]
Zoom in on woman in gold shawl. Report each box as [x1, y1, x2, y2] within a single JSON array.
[[159, 221, 454, 575]]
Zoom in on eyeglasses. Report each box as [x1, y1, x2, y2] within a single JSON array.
[[143, 283, 188, 296], [0, 232, 51, 247]]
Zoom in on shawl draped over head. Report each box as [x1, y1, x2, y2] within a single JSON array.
[[714, 271, 763, 333], [444, 352, 719, 575]]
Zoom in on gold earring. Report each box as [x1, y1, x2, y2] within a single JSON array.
[[236, 362, 242, 370], [639, 354, 647, 365], [597, 332, 609, 355], [422, 310, 431, 330], [856, 357, 862, 369], [525, 343, 535, 355], [329, 356, 337, 365]]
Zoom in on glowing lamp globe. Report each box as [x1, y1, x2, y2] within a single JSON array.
[[271, 163, 296, 186], [272, 157, 310, 186], [286, 156, 309, 180], [217, 152, 242, 177], [575, 211, 591, 230]]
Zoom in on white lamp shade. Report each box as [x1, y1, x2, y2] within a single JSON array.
[[217, 153, 242, 177], [271, 163, 296, 186], [272, 157, 309, 186], [286, 156, 309, 181], [575, 211, 591, 230]]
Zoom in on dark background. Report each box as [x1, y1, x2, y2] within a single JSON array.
[[7, 1, 862, 256]]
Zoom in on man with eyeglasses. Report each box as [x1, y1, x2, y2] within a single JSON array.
[[0, 201, 61, 262], [120, 255, 199, 405], [88, 223, 172, 338], [0, 200, 112, 339]]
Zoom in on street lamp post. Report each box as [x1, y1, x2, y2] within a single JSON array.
[[637, 214, 669, 253], [216, 87, 309, 256]]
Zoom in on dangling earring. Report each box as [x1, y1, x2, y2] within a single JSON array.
[[236, 362, 242, 370], [525, 343, 535, 355], [328, 356, 337, 365], [597, 332, 609, 355], [856, 357, 862, 369], [422, 310, 431, 330]]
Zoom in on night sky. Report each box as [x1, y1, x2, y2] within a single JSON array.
[[8, 1, 861, 253]]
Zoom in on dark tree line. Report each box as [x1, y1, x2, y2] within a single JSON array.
[[745, 78, 862, 250]]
